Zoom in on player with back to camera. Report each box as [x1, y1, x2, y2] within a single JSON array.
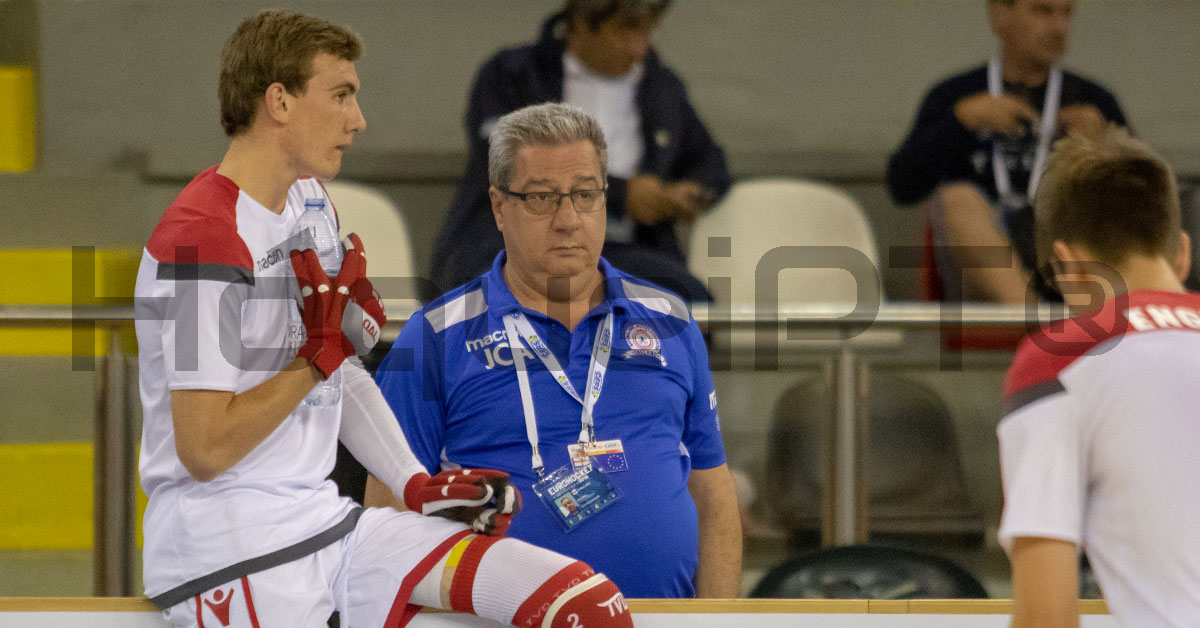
[[133, 10, 633, 628], [999, 126, 1200, 628]]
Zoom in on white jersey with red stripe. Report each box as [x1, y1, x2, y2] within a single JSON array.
[[999, 290, 1200, 627], [135, 166, 356, 599]]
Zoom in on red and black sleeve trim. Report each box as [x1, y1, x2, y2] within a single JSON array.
[[1001, 377, 1066, 417], [147, 168, 254, 274], [156, 261, 254, 285]]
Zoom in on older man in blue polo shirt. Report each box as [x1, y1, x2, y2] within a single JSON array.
[[369, 102, 741, 599]]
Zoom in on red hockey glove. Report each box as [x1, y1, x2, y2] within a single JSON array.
[[403, 469, 522, 536], [338, 233, 386, 355], [290, 247, 352, 379]]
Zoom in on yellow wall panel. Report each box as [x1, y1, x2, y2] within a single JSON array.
[[0, 249, 141, 306], [0, 443, 92, 549], [0, 443, 148, 550], [0, 66, 36, 173], [0, 248, 141, 357], [0, 327, 117, 357]]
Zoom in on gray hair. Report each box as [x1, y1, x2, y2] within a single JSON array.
[[487, 102, 609, 189]]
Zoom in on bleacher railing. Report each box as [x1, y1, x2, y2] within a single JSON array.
[[0, 303, 1063, 596]]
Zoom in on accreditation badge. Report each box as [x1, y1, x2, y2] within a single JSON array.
[[532, 463, 622, 532], [567, 439, 629, 473]]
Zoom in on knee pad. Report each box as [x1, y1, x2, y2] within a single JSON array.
[[542, 573, 632, 628], [512, 562, 632, 628]]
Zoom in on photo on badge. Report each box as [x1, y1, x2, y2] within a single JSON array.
[[532, 463, 622, 531]]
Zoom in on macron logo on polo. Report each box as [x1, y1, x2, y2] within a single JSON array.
[[465, 329, 534, 370], [465, 330, 507, 351]]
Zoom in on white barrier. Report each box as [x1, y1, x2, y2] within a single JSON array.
[[0, 599, 1116, 627]]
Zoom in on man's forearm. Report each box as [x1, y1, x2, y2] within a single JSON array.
[[689, 465, 743, 598], [171, 358, 321, 481], [1009, 537, 1080, 628], [340, 361, 431, 500], [694, 506, 742, 597], [365, 474, 406, 509]]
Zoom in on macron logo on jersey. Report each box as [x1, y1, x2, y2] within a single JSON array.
[[257, 247, 289, 272], [259, 230, 315, 273], [202, 588, 235, 626]]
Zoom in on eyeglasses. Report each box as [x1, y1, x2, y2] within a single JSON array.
[[500, 187, 607, 215]]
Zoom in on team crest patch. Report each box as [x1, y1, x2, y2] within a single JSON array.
[[623, 324, 666, 366]]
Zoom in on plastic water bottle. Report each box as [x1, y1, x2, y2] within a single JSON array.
[[295, 198, 343, 406]]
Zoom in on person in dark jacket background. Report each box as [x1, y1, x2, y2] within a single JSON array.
[[429, 0, 730, 301]]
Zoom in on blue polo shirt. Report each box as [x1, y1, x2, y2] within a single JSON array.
[[376, 254, 725, 598]]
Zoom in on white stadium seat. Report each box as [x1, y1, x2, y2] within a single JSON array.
[[324, 179, 421, 314], [687, 177, 898, 361]]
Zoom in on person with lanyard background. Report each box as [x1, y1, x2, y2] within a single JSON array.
[[887, 0, 1127, 303], [370, 102, 742, 599]]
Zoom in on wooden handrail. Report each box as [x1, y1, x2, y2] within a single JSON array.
[[0, 597, 1110, 615]]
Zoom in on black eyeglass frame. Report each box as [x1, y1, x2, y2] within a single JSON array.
[[498, 187, 609, 215]]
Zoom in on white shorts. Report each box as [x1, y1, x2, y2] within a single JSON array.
[[160, 508, 534, 628]]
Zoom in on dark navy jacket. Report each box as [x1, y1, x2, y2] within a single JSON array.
[[886, 65, 1126, 299], [429, 13, 731, 294]]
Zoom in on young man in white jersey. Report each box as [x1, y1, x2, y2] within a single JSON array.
[[999, 126, 1200, 627], [134, 10, 632, 628]]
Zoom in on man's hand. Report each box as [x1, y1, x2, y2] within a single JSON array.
[[1058, 104, 1107, 138], [291, 232, 383, 378], [663, 180, 709, 223], [627, 174, 710, 226], [338, 234, 386, 355], [954, 92, 1040, 136], [403, 469, 521, 536], [290, 248, 353, 379]]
